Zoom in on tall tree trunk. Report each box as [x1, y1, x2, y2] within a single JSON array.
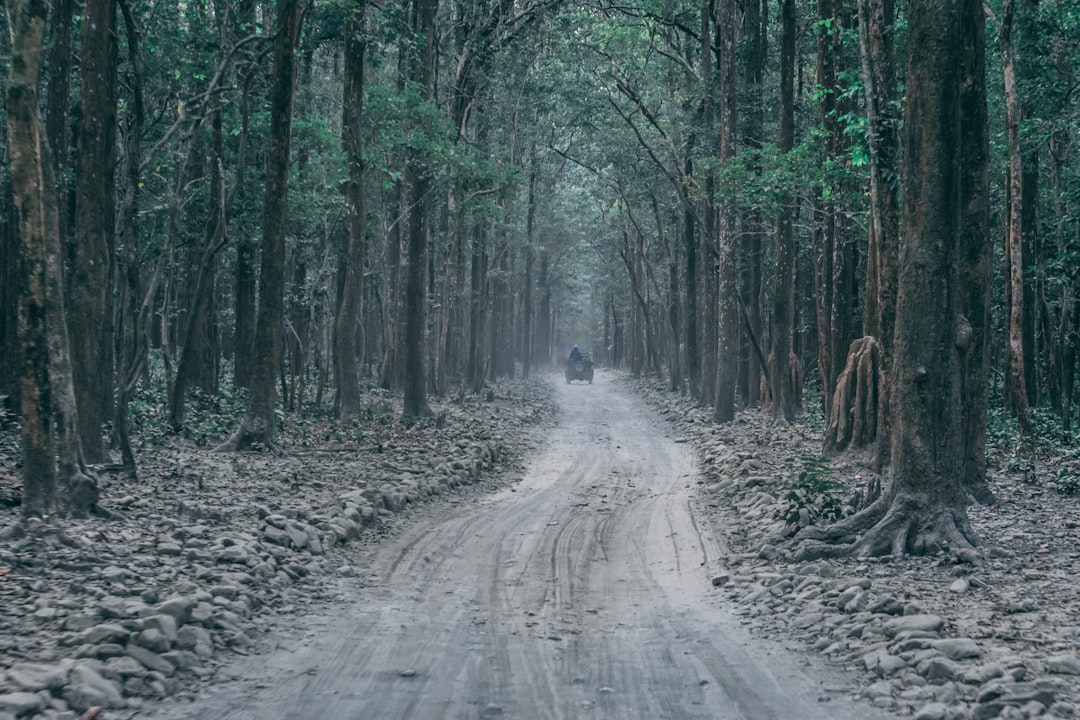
[[113, 0, 147, 477], [771, 0, 798, 424], [45, 0, 74, 249], [957, 0, 995, 505], [335, 3, 367, 419], [814, 0, 856, 421], [521, 153, 538, 379], [69, 0, 118, 463], [219, 0, 306, 451], [170, 109, 226, 430], [738, 0, 765, 407], [468, 225, 489, 393], [1001, 0, 1034, 436], [8, 0, 98, 517], [713, 0, 737, 423], [402, 0, 438, 417]]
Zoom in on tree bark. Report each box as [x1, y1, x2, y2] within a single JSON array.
[[335, 3, 368, 419], [69, 0, 118, 463], [218, 0, 306, 451], [1001, 0, 1034, 436], [770, 0, 798, 424], [113, 0, 147, 477], [170, 110, 226, 430], [713, 0, 737, 423], [402, 0, 438, 417], [8, 0, 98, 517]]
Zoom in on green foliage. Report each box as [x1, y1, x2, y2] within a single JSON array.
[[1051, 463, 1080, 496], [779, 456, 848, 529]]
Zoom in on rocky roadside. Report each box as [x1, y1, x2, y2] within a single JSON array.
[[0, 381, 557, 720], [632, 376, 1080, 720]]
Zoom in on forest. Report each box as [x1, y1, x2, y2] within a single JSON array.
[[1, 0, 1078, 557]]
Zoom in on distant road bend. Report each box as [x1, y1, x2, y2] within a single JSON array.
[[148, 371, 882, 720]]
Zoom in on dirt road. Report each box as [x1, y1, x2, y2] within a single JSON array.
[[146, 373, 882, 719]]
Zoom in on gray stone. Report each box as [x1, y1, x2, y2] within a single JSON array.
[[103, 656, 148, 679], [0, 692, 46, 717], [285, 523, 309, 549], [101, 566, 129, 584], [61, 614, 98, 633], [126, 645, 176, 676], [135, 627, 173, 653], [877, 655, 910, 677], [161, 650, 202, 672], [80, 623, 131, 645], [264, 514, 288, 530], [4, 662, 68, 692], [948, 578, 970, 594], [1046, 654, 1080, 676], [960, 662, 1005, 685], [153, 596, 194, 626], [97, 596, 137, 619], [157, 542, 183, 556], [918, 656, 960, 683], [141, 614, 178, 644], [62, 664, 125, 712], [885, 614, 944, 638], [931, 638, 982, 660], [262, 526, 290, 546], [913, 702, 950, 720], [215, 546, 250, 564]]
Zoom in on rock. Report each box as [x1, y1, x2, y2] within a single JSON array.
[[175, 626, 213, 656], [126, 645, 176, 676], [948, 578, 970, 594], [885, 615, 945, 638], [1046, 654, 1080, 675], [81, 623, 131, 645], [931, 638, 982, 660], [101, 566, 129, 584], [914, 702, 950, 720], [104, 656, 149, 679], [0, 692, 46, 718], [134, 627, 173, 654], [917, 656, 960, 683], [98, 596, 137, 619], [960, 662, 1005, 685], [4, 662, 68, 692], [153, 597, 195, 627], [62, 663, 125, 711], [141, 614, 178, 645], [215, 546, 250, 564], [285, 522, 309, 549]]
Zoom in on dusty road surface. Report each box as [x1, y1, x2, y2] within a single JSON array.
[[146, 372, 883, 720]]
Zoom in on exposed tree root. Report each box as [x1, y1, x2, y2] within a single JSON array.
[[215, 415, 280, 454], [795, 493, 980, 561], [824, 336, 882, 453]]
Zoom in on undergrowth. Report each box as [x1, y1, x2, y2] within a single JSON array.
[[779, 456, 849, 529]]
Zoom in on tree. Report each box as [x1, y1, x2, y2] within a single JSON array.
[[798, 0, 991, 558], [8, 0, 98, 518], [335, 0, 368, 419], [1001, 0, 1035, 436], [68, 0, 118, 463], [402, 0, 438, 417], [219, 0, 307, 451], [712, 0, 738, 423], [769, 0, 798, 424]]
